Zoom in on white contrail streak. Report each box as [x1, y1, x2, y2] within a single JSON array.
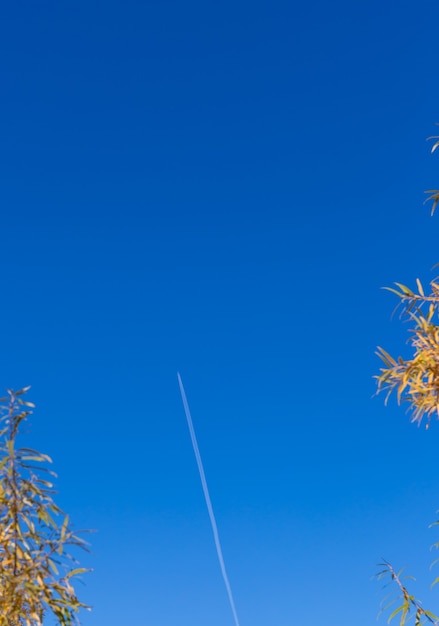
[[177, 372, 241, 626]]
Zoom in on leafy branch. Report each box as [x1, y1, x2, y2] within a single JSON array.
[[376, 276, 439, 427], [375, 126, 439, 625], [0, 388, 92, 626], [378, 561, 439, 626]]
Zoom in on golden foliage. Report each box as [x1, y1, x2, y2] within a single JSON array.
[[0, 389, 91, 625], [376, 277, 439, 427], [375, 126, 439, 625]]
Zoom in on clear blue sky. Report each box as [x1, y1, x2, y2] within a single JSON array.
[[1, 1, 439, 624]]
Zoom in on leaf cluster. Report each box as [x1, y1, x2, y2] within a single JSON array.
[[0, 389, 91, 626], [376, 277, 439, 427], [375, 127, 439, 624], [378, 561, 439, 626]]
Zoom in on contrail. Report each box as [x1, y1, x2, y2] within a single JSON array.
[[177, 372, 241, 626]]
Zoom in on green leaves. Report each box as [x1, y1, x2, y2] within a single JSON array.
[[0, 388, 92, 625]]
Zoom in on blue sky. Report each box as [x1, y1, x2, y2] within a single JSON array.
[[1, 1, 439, 624]]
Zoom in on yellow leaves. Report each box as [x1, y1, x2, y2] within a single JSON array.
[[60, 515, 69, 542], [394, 282, 415, 297], [65, 568, 88, 580], [376, 273, 439, 427], [0, 389, 91, 625], [376, 347, 397, 368]]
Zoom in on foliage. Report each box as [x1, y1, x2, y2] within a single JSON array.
[[377, 561, 439, 626], [0, 388, 91, 626], [376, 132, 439, 427], [375, 129, 439, 625], [376, 276, 439, 428], [426, 132, 439, 216]]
